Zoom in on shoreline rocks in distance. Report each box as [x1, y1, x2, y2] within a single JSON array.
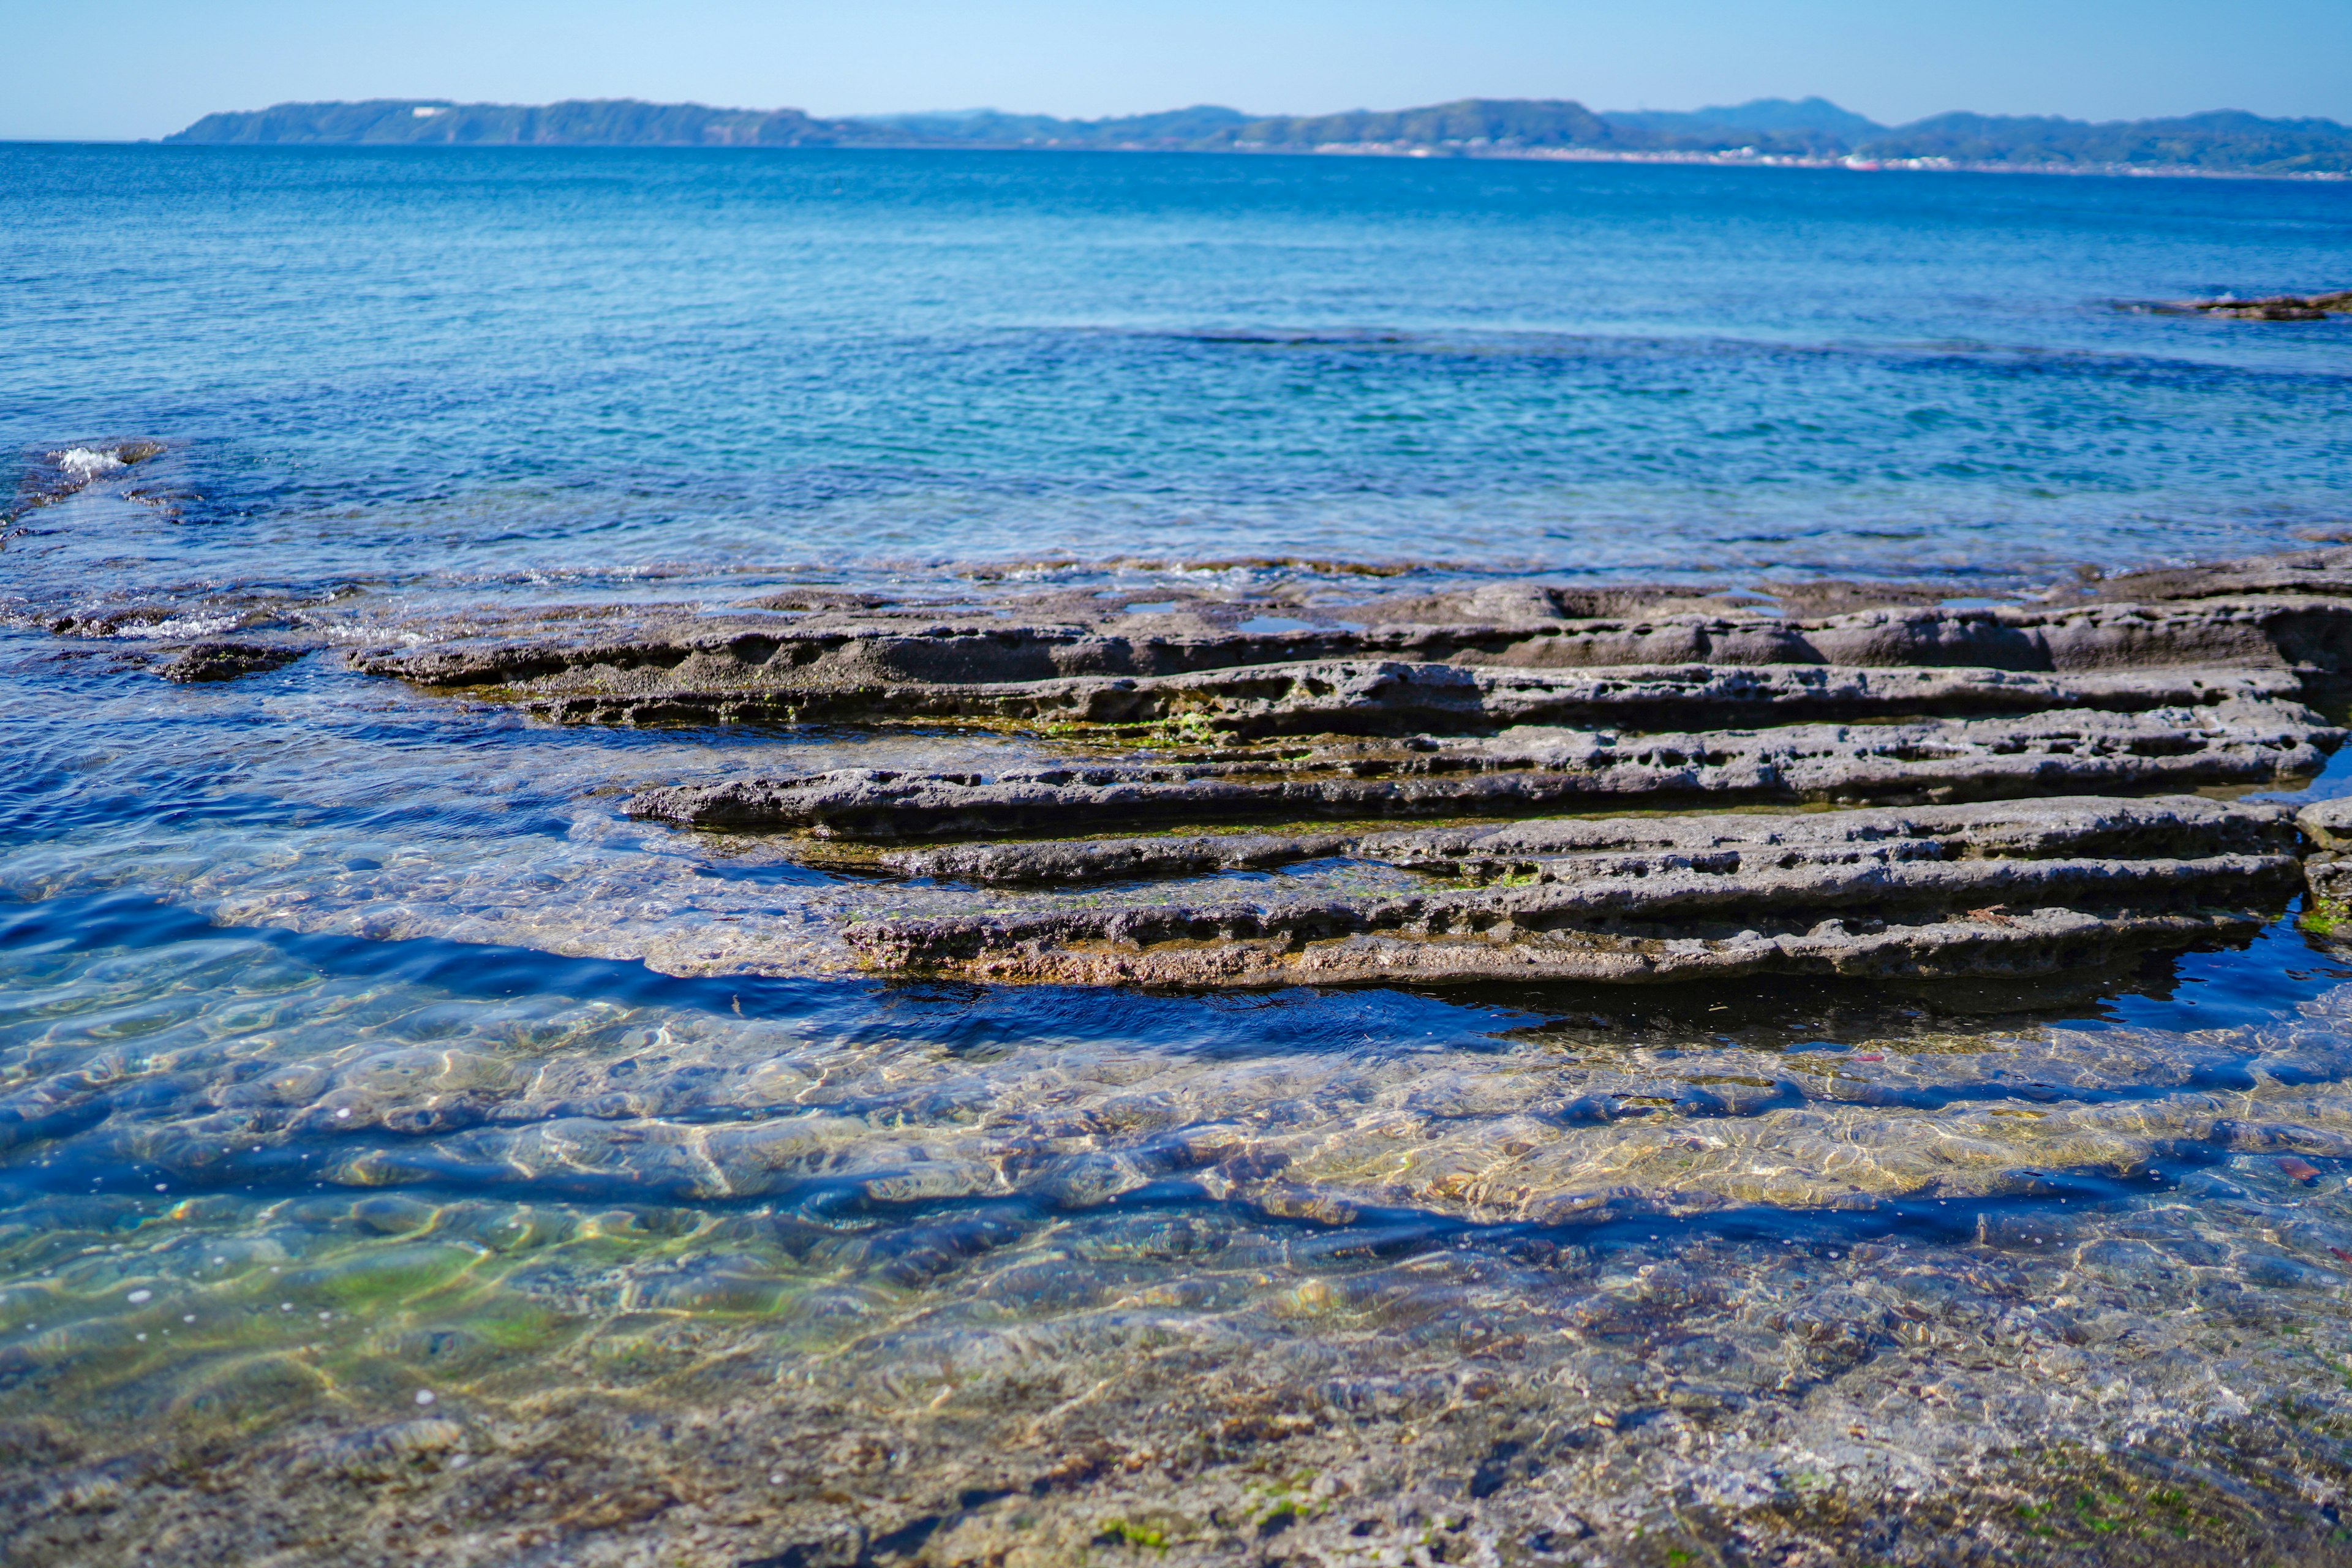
[[2154, 288, 2352, 321]]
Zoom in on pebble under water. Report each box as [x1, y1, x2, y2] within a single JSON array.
[[7, 144, 2352, 1565]]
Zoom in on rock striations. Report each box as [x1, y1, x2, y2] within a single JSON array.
[[353, 548, 2352, 989], [852, 796, 2304, 987]]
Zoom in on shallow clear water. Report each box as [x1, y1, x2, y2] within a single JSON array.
[[8, 145, 2352, 1562]]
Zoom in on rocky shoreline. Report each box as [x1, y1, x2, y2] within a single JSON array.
[[17, 545, 2352, 1568], [347, 545, 2352, 993], [2162, 287, 2352, 320]]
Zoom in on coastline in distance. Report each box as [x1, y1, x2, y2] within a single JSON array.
[[159, 95, 2352, 178]]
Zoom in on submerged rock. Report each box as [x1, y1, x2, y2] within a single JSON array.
[[2162, 289, 2352, 321], [2297, 799, 2352, 935], [6, 439, 165, 522], [158, 643, 307, 684]]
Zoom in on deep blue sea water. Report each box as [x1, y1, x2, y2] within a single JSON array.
[[7, 144, 2352, 595], [7, 145, 2352, 1562]]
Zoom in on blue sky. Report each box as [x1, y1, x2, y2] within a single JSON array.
[[7, 0, 2349, 142]]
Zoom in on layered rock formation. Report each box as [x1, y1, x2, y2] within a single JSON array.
[[354, 548, 2352, 989], [851, 795, 2303, 986]]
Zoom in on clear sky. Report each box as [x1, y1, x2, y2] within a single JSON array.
[[7, 0, 2349, 143]]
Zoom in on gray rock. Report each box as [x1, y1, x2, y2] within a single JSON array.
[[2297, 798, 2352, 850], [882, 831, 1355, 884], [627, 701, 2334, 837], [527, 658, 2302, 739], [340, 545, 2352, 990], [159, 643, 307, 683], [843, 795, 2301, 988], [2165, 292, 2351, 322], [350, 584, 2352, 720], [888, 793, 2299, 888], [2089, 545, 2352, 606]]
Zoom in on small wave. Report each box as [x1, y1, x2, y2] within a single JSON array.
[[7, 439, 165, 522], [54, 447, 127, 483]]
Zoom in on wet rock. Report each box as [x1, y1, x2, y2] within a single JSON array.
[[862, 902, 2250, 990], [164, 1354, 331, 1431], [353, 591, 2352, 723], [6, 440, 164, 522], [158, 643, 306, 684], [2090, 544, 2352, 606], [339, 545, 2352, 993], [349, 1195, 439, 1236], [385, 644, 2323, 736], [887, 791, 2298, 888], [315, 1418, 468, 1482], [629, 703, 2331, 837], [2161, 290, 2352, 321], [736, 1521, 866, 1566], [2301, 837, 2352, 936], [883, 831, 1355, 885], [845, 795, 2301, 989], [742, 589, 894, 612], [2301, 798, 2352, 850]]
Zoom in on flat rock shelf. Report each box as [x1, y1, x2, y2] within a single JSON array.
[[356, 547, 2352, 990]]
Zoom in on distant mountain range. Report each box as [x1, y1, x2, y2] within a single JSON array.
[[162, 96, 2352, 175]]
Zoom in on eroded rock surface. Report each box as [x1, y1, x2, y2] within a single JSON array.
[[518, 658, 2309, 738], [352, 590, 2352, 720], [848, 795, 2302, 988], [345, 546, 2352, 988], [628, 703, 2331, 837], [157, 641, 307, 683]]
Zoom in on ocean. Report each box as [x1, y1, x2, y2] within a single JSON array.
[[6, 141, 2352, 1564]]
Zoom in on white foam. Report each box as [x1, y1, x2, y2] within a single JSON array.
[[131, 614, 240, 639], [52, 447, 126, 483]]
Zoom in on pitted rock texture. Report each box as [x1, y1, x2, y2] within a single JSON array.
[[2091, 545, 2352, 606], [883, 829, 1359, 885], [522, 658, 2301, 738], [887, 790, 2299, 888], [345, 546, 2352, 989], [2298, 799, 2352, 919], [628, 701, 2332, 837], [353, 592, 2352, 723], [846, 796, 2304, 989], [157, 641, 307, 683]]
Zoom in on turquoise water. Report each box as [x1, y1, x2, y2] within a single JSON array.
[[7, 145, 2352, 1563], [8, 144, 2352, 592]]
